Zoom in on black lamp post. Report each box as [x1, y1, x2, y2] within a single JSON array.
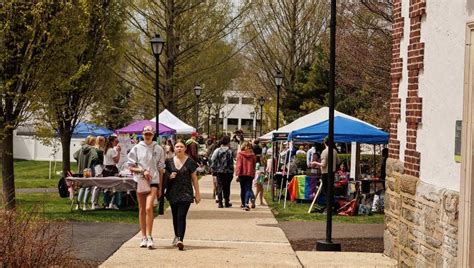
[[150, 34, 165, 139], [274, 71, 284, 130], [150, 33, 165, 215], [207, 100, 212, 136], [194, 84, 202, 131], [316, 0, 341, 252], [272, 71, 284, 202], [258, 96, 265, 136]]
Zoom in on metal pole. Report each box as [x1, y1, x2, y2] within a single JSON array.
[[155, 55, 160, 139], [215, 109, 219, 137], [208, 106, 211, 135], [276, 85, 280, 130], [316, 0, 340, 251], [260, 104, 264, 136], [195, 96, 200, 131]]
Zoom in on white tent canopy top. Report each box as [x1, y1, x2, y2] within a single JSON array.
[[150, 109, 196, 135], [259, 106, 380, 141]]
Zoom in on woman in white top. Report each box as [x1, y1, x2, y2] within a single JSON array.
[[127, 125, 165, 249], [103, 135, 121, 209]]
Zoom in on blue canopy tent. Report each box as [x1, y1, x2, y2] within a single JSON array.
[[287, 116, 389, 144], [73, 122, 113, 138]]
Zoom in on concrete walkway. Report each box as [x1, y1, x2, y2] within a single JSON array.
[[101, 175, 396, 267]]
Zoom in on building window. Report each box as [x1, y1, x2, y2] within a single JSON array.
[[241, 97, 254, 105], [227, 97, 240, 104], [227, 118, 238, 125]]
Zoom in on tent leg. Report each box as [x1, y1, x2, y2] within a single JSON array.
[[308, 180, 323, 213], [283, 180, 289, 208]]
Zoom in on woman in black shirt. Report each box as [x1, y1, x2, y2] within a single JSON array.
[[165, 139, 201, 250]]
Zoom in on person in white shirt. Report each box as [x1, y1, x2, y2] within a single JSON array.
[[127, 125, 165, 249], [103, 135, 121, 209], [311, 137, 339, 196], [306, 144, 317, 168]]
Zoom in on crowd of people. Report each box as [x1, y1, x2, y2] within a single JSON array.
[[70, 125, 356, 250]]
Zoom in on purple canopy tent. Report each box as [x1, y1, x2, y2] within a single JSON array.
[[115, 120, 176, 135]]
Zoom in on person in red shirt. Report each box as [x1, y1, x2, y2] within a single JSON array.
[[185, 132, 199, 163], [235, 141, 256, 211]]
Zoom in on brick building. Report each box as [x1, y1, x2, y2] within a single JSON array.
[[386, 0, 474, 266]]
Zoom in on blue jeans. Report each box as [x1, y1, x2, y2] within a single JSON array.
[[239, 176, 253, 207]]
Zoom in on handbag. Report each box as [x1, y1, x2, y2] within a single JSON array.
[[137, 177, 151, 194]]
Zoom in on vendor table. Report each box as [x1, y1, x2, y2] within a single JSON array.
[[66, 176, 136, 211]]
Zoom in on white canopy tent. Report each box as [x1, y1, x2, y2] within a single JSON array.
[[150, 109, 196, 135], [259, 106, 379, 141]]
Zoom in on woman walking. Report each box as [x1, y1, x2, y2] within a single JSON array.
[[235, 142, 256, 211], [128, 125, 165, 249], [165, 139, 201, 250]]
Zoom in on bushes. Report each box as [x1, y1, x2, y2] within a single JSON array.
[[0, 207, 74, 267]]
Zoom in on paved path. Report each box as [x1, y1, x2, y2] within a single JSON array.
[[101, 175, 396, 267]]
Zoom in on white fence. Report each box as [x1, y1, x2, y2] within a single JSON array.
[[13, 133, 84, 162]]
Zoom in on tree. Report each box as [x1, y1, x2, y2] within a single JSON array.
[[0, 2, 64, 209], [36, 1, 127, 176], [124, 0, 248, 124], [240, 0, 329, 126]]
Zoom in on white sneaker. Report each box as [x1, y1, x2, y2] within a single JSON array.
[[91, 204, 97, 210], [82, 204, 88, 211], [140, 237, 148, 248], [147, 237, 154, 249], [75, 204, 80, 210], [109, 204, 119, 210], [171, 236, 179, 246]]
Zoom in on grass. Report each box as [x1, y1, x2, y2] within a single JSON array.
[[16, 192, 168, 224], [0, 160, 77, 189], [264, 190, 384, 224]]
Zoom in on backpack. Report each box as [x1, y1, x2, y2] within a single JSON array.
[[58, 177, 69, 198], [212, 149, 234, 174]]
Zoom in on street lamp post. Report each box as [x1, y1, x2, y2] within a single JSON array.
[[150, 34, 165, 215], [316, 0, 341, 252], [258, 96, 265, 136], [274, 71, 284, 130], [271, 71, 284, 202], [207, 100, 212, 136], [194, 84, 202, 131], [150, 34, 165, 139]]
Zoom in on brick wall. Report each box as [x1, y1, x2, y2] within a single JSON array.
[[404, 0, 425, 177], [389, 0, 404, 159]]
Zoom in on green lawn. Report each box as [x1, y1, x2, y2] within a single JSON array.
[[264, 190, 384, 224], [16, 192, 167, 224], [0, 160, 77, 189]]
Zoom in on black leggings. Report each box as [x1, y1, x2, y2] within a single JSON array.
[[170, 202, 191, 241]]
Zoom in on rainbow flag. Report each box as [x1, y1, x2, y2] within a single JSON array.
[[288, 175, 318, 201]]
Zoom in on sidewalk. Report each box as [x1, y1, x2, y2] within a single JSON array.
[[101, 175, 396, 267]]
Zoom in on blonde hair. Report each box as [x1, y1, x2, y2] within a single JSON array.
[[96, 136, 105, 149], [240, 141, 251, 151], [85, 135, 96, 146]]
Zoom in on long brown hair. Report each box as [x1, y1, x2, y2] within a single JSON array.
[[105, 136, 117, 154]]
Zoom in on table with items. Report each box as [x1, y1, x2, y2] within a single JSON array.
[[66, 176, 136, 210]]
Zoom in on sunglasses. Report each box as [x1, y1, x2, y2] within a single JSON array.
[[143, 132, 154, 136]]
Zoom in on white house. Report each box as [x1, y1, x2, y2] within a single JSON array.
[[209, 90, 263, 137], [386, 1, 474, 266]]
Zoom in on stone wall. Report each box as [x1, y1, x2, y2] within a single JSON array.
[[384, 159, 459, 267]]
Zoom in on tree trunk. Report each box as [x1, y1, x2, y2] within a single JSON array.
[[2, 128, 15, 209], [61, 133, 72, 177]]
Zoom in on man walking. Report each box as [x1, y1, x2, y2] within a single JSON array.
[[211, 135, 235, 208]]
